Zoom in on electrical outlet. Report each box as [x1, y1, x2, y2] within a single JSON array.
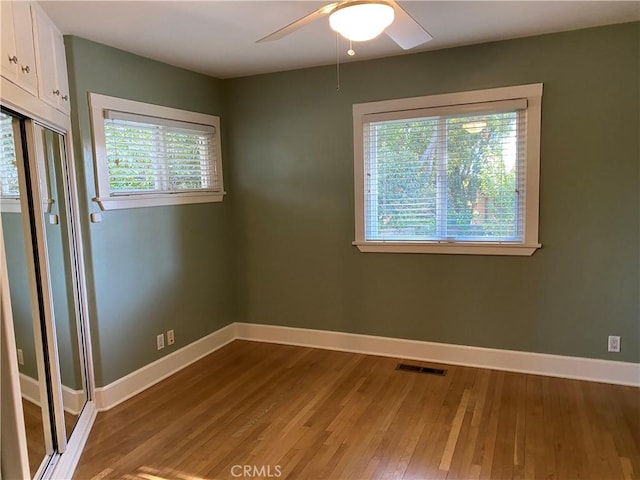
[[167, 329, 175, 346], [608, 335, 620, 353], [17, 349, 24, 365], [157, 333, 165, 350]]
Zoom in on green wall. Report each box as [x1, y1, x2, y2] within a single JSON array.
[[63, 23, 638, 389], [2, 213, 38, 381], [224, 22, 639, 363], [64, 37, 235, 386]]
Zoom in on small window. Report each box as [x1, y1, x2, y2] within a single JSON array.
[[89, 93, 224, 210], [0, 111, 21, 213], [353, 84, 543, 256]]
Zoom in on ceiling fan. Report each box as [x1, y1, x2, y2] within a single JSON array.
[[257, 0, 433, 50]]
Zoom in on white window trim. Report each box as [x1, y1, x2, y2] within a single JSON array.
[[353, 83, 543, 256], [88, 93, 225, 211], [0, 120, 56, 215], [0, 198, 21, 213]]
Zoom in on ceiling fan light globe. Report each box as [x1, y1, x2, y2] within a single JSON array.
[[329, 2, 395, 42]]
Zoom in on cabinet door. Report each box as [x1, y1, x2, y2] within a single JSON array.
[[32, 6, 70, 114], [12, 1, 38, 95], [1, 1, 19, 81], [53, 32, 70, 114], [1, 1, 37, 96], [33, 6, 61, 110]]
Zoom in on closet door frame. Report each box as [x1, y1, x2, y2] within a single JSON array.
[[1, 82, 96, 479], [0, 193, 31, 480]]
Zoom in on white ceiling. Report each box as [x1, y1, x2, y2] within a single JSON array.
[[40, 1, 640, 79]]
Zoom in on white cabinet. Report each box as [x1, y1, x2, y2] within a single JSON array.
[[32, 5, 70, 114], [1, 0, 38, 96], [0, 1, 71, 116]]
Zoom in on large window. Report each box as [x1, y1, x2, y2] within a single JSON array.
[[353, 84, 542, 255], [89, 93, 224, 210]]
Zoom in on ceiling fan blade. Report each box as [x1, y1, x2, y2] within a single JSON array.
[[385, 1, 433, 50], [257, 2, 340, 43]]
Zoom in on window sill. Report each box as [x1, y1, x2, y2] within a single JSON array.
[[353, 241, 541, 256], [0, 198, 21, 213], [94, 192, 225, 211]]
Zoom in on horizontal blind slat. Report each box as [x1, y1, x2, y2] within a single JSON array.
[[0, 113, 20, 197], [363, 98, 527, 124], [104, 114, 219, 194], [105, 110, 216, 133], [364, 109, 525, 242]]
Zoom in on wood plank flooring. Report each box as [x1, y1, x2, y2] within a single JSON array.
[[22, 399, 78, 476], [73, 341, 639, 480], [22, 399, 47, 476]]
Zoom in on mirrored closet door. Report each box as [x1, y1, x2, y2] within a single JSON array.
[[1, 108, 91, 478]]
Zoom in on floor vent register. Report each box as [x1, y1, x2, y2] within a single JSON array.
[[396, 363, 447, 376]]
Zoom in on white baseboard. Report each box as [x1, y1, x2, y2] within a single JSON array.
[[94, 323, 236, 411], [18, 373, 41, 406], [62, 385, 86, 415], [49, 401, 97, 480], [93, 322, 639, 412], [19, 373, 85, 415], [235, 323, 640, 387], [17, 374, 96, 478]]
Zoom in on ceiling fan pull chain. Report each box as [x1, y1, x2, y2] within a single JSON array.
[[348, 40, 355, 57], [336, 31, 341, 91]]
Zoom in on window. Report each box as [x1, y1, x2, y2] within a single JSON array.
[[89, 93, 224, 210], [353, 84, 542, 255], [0, 111, 20, 212]]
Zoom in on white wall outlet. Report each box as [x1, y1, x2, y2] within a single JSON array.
[[608, 335, 620, 353], [167, 329, 175, 346], [17, 348, 24, 365], [157, 333, 165, 350]]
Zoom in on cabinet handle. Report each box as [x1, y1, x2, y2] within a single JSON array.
[[21, 65, 30, 73], [8, 55, 18, 64], [53, 89, 60, 96], [62, 95, 68, 101]]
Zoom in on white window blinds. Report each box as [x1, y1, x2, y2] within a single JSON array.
[[103, 111, 219, 195], [363, 101, 527, 243], [0, 112, 19, 198]]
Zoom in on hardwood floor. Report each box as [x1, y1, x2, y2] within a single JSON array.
[[22, 399, 78, 476], [73, 341, 639, 480], [22, 398, 47, 476]]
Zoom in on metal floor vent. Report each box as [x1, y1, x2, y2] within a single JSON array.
[[396, 363, 447, 376]]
